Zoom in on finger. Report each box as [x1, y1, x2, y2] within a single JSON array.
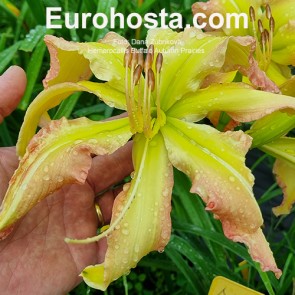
[[87, 141, 133, 195], [0, 66, 27, 123]]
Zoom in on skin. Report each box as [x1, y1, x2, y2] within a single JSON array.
[[0, 66, 133, 295]]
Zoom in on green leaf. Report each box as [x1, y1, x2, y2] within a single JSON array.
[[0, 42, 21, 73], [91, 0, 118, 42], [19, 39, 47, 110], [0, 0, 19, 18], [53, 92, 81, 119], [19, 25, 47, 52], [25, 0, 46, 24], [165, 243, 201, 295], [173, 221, 253, 264]]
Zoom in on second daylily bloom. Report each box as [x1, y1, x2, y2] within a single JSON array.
[[1, 28, 295, 289], [192, 0, 295, 85]]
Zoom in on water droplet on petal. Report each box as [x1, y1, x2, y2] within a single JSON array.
[[122, 229, 129, 235], [229, 176, 235, 182], [43, 175, 50, 181]]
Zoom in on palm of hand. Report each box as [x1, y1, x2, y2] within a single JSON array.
[[0, 147, 100, 294], [0, 144, 133, 295]]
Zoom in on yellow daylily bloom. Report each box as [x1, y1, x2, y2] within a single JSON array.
[[3, 28, 295, 288], [192, 0, 295, 85]]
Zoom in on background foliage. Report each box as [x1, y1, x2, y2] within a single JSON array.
[[0, 0, 294, 294]]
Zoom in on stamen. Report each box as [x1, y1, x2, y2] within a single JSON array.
[[269, 16, 275, 32], [156, 53, 163, 74], [261, 30, 266, 59], [131, 50, 138, 68], [249, 6, 255, 22], [144, 52, 153, 72], [156, 53, 163, 120], [258, 19, 264, 34], [148, 69, 155, 92], [138, 51, 144, 68], [266, 4, 272, 20], [148, 44, 154, 57], [133, 65, 142, 86], [124, 46, 132, 68]]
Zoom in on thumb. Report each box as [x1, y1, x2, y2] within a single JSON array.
[[0, 66, 27, 123]]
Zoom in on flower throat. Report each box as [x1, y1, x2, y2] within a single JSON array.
[[124, 45, 166, 139]]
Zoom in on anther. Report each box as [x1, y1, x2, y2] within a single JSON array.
[[269, 16, 275, 32], [124, 46, 132, 68], [249, 6, 255, 22], [148, 44, 154, 57], [133, 65, 142, 85], [264, 29, 270, 43], [266, 4, 272, 20], [144, 52, 153, 72], [156, 53, 163, 74], [258, 19, 264, 34], [261, 30, 266, 47], [148, 69, 155, 92], [138, 51, 144, 68], [131, 50, 138, 68]]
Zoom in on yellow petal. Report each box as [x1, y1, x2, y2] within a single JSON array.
[[161, 117, 281, 278], [148, 28, 229, 110], [273, 159, 295, 216], [167, 83, 295, 123], [17, 82, 127, 157], [81, 133, 173, 290], [0, 117, 131, 237]]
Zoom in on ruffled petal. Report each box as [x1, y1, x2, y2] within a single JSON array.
[[273, 159, 295, 216], [44, 33, 129, 90], [81, 133, 173, 290], [16, 82, 127, 157], [43, 35, 92, 88], [0, 117, 132, 238], [167, 83, 295, 123], [161, 117, 281, 278]]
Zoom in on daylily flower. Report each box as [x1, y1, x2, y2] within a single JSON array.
[[192, 0, 295, 86], [2, 28, 295, 289], [193, 0, 295, 216]]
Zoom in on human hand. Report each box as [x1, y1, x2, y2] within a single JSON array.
[[0, 66, 133, 295]]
